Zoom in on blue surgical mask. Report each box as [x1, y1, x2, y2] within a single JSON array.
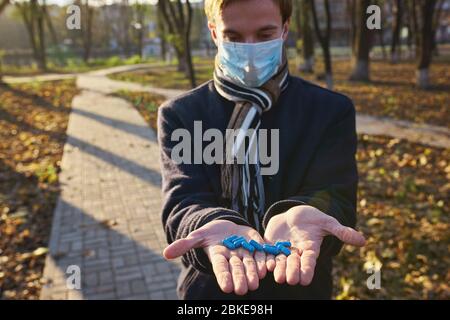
[[217, 35, 284, 88]]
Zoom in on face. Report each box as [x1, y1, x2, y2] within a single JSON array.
[[208, 0, 290, 44]]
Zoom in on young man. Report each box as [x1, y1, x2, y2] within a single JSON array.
[[159, 0, 366, 299]]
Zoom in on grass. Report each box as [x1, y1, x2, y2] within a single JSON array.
[[112, 90, 166, 131], [0, 55, 164, 77]]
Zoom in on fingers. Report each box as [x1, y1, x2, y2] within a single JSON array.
[[266, 254, 276, 272], [242, 251, 259, 291], [254, 250, 267, 279], [273, 255, 287, 284], [228, 254, 248, 296], [286, 250, 301, 285], [211, 254, 233, 293], [163, 232, 203, 260], [325, 219, 366, 247], [300, 249, 318, 286]]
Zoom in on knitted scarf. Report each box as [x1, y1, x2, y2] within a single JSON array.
[[213, 52, 289, 231]]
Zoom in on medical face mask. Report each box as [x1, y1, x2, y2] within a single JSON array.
[[217, 34, 284, 88]]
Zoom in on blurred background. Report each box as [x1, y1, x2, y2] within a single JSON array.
[[0, 0, 448, 300]]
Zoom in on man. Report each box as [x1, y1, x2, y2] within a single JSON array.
[[159, 0, 366, 299]]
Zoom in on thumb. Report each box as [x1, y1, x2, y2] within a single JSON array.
[[163, 232, 204, 260], [324, 218, 366, 247]]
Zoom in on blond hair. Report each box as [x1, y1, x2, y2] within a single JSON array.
[[204, 0, 293, 23]]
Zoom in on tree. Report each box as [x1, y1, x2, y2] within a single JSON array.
[[296, 0, 315, 73], [376, 0, 387, 60], [349, 0, 372, 81], [119, 0, 132, 57], [310, 0, 333, 89], [157, 4, 168, 61], [412, 0, 438, 89], [15, 0, 48, 71], [390, 0, 404, 63], [0, 0, 10, 82], [132, 1, 148, 58], [158, 0, 196, 88], [432, 0, 445, 56], [0, 0, 9, 13], [77, 0, 94, 63]]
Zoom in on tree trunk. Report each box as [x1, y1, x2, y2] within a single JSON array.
[[18, 0, 47, 71], [310, 0, 333, 90], [349, 0, 371, 81], [297, 0, 315, 73], [0, 0, 9, 13], [347, 0, 357, 51], [158, 0, 196, 86], [184, 0, 196, 88], [120, 1, 131, 57], [137, 9, 144, 58], [0, 0, 8, 81], [432, 0, 444, 57], [390, 0, 403, 63], [82, 1, 93, 63], [36, 3, 46, 71], [157, 3, 168, 61], [414, 0, 437, 89]]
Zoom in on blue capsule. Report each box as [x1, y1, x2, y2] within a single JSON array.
[[249, 240, 264, 251], [275, 241, 292, 248], [225, 235, 239, 243], [232, 237, 246, 248], [222, 239, 236, 250], [276, 244, 291, 256], [263, 244, 280, 255], [232, 236, 245, 244], [240, 240, 255, 253]]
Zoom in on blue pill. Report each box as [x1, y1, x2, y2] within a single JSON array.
[[233, 240, 245, 248], [222, 239, 236, 250], [232, 237, 245, 246], [275, 241, 292, 247], [240, 240, 255, 253], [225, 235, 239, 242], [277, 244, 291, 256], [232, 236, 245, 243], [263, 244, 280, 255], [234, 239, 248, 250], [249, 240, 264, 251]]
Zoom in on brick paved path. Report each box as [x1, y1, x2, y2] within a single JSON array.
[[40, 88, 181, 300]]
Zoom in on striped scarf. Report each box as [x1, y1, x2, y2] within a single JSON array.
[[213, 53, 289, 231]]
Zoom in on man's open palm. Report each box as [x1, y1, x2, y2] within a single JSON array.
[[264, 205, 366, 286], [163, 220, 267, 295]]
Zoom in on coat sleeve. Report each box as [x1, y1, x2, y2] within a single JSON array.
[[262, 99, 359, 257], [157, 102, 252, 274]]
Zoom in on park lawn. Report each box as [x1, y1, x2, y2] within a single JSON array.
[[0, 80, 78, 299], [117, 90, 449, 300], [109, 57, 215, 90], [334, 135, 449, 300], [1, 55, 163, 77], [110, 58, 450, 127], [113, 90, 166, 130], [292, 59, 450, 128]]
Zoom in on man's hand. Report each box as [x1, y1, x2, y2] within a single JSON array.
[[264, 205, 366, 286], [163, 220, 267, 295]]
